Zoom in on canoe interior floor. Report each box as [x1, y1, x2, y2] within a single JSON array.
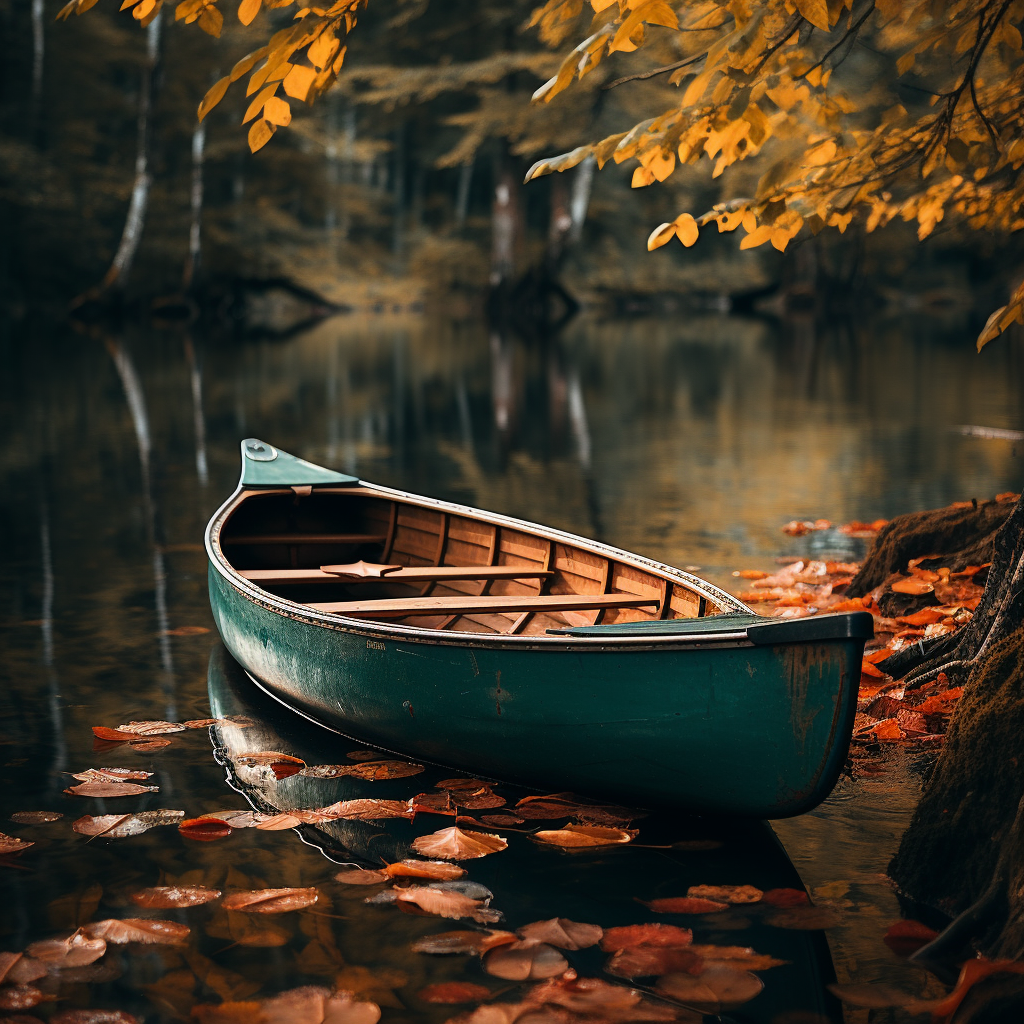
[[218, 488, 724, 634]]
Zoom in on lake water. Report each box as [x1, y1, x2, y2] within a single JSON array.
[[2, 309, 1022, 1022]]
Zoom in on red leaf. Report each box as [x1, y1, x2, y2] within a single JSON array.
[[270, 762, 303, 780], [600, 924, 693, 952], [641, 897, 728, 914], [417, 982, 492, 1004], [882, 919, 939, 957], [179, 817, 233, 841], [761, 888, 810, 907], [91, 727, 137, 742]]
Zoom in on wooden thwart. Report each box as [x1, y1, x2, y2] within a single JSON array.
[[241, 565, 555, 586], [223, 534, 388, 546], [306, 593, 660, 619]]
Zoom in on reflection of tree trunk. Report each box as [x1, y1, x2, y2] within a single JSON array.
[[490, 156, 519, 288], [40, 500, 68, 798], [183, 336, 208, 487], [545, 175, 572, 272], [392, 123, 405, 258], [490, 330, 514, 434], [568, 155, 595, 246], [182, 120, 205, 293], [455, 159, 473, 229], [97, 12, 163, 294], [31, 0, 44, 118]]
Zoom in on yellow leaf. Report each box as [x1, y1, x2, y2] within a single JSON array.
[[173, 0, 200, 16], [647, 150, 675, 181], [896, 51, 915, 75], [283, 64, 317, 101], [122, 0, 143, 9], [56, 0, 78, 19], [793, 0, 829, 31], [739, 225, 773, 249], [230, 47, 268, 83], [238, 0, 260, 25], [243, 84, 277, 124], [248, 119, 276, 153], [198, 5, 223, 36], [198, 75, 230, 121], [647, 222, 677, 250], [673, 213, 699, 247], [631, 165, 656, 187], [133, 0, 156, 20], [263, 96, 291, 126], [308, 31, 338, 71]]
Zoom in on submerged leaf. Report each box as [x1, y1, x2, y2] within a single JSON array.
[[760, 888, 809, 907], [337, 760, 425, 781], [316, 799, 414, 821], [131, 885, 221, 909], [454, 787, 506, 810], [411, 930, 517, 955], [82, 918, 190, 945], [222, 888, 319, 913], [0, 832, 34, 854], [516, 918, 603, 950], [393, 886, 498, 924], [766, 905, 842, 929], [483, 939, 568, 980], [642, 897, 729, 914], [0, 986, 43, 1010], [605, 945, 704, 979], [417, 982, 492, 1004], [656, 966, 763, 1010], [5, 954, 47, 984], [883, 919, 940, 957], [27, 929, 106, 967], [9, 810, 63, 823], [411, 827, 507, 861]]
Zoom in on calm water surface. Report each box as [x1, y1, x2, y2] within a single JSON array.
[[2, 310, 1022, 1022]]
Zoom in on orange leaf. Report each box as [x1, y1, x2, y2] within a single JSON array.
[[179, 817, 233, 841], [131, 885, 221, 909], [411, 827, 507, 860], [600, 923, 693, 952], [221, 888, 319, 913], [237, 0, 260, 24]]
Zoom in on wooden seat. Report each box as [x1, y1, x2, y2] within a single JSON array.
[[239, 565, 555, 586], [222, 533, 387, 546], [306, 593, 660, 619]]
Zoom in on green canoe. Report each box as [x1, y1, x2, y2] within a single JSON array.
[[206, 438, 871, 817]]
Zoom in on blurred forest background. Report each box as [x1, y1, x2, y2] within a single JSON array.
[[0, 0, 1023, 337]]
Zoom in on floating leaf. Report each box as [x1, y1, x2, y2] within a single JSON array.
[[642, 897, 729, 914], [3, 955, 47, 984], [65, 782, 159, 798], [114, 721, 188, 736], [690, 944, 788, 971], [179, 817, 234, 841], [656, 966, 763, 1010], [72, 809, 184, 838], [409, 792, 455, 815], [0, 951, 21, 983], [222, 888, 319, 913], [384, 860, 466, 880], [70, 769, 153, 783], [766, 905, 842, 929], [686, 884, 762, 904], [883, 919, 939, 957], [394, 886, 498, 924], [412, 827, 507, 861], [411, 930, 517, 955], [82, 918, 190, 945], [334, 868, 389, 885], [0, 986, 43, 1010], [27, 929, 106, 967], [600, 924, 693, 952], [417, 982, 492, 1004], [605, 945, 704, 979], [233, 752, 304, 768], [532, 824, 636, 848], [436, 778, 490, 791], [51, 1013, 139, 1024], [317, 799, 414, 821], [183, 719, 221, 729], [131, 885, 221, 909], [126, 737, 171, 751], [9, 811, 62, 824], [479, 814, 524, 827], [91, 727, 138, 742], [761, 888, 809, 907], [516, 918, 603, 950], [454, 787, 505, 810], [339, 760, 425, 781], [204, 810, 264, 828], [0, 832, 34, 854], [483, 939, 567, 980]]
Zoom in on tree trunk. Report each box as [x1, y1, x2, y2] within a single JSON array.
[[454, 158, 473, 230], [97, 12, 163, 294]]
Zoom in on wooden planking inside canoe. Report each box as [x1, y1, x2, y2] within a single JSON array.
[[239, 566, 555, 585], [306, 593, 660, 618], [216, 486, 727, 632]]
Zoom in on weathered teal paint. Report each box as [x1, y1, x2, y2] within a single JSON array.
[[239, 438, 359, 488], [208, 439, 868, 818]]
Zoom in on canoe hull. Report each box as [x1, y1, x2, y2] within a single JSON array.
[[210, 565, 860, 817]]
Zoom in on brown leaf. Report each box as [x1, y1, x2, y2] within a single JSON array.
[[334, 868, 389, 885], [205, 810, 264, 828], [516, 918, 603, 950], [26, 929, 106, 967], [114, 721, 188, 736], [656, 966, 763, 1010], [337, 761, 425, 781], [316, 799, 414, 821], [0, 951, 20, 983], [9, 811, 62, 824], [600, 923, 693, 952], [183, 719, 221, 729], [91, 727, 138, 742], [417, 982, 492, 1004], [454, 787, 505, 810], [436, 778, 489, 791], [531, 824, 636, 848], [72, 809, 183, 839], [483, 939, 567, 980], [642, 897, 729, 914], [125, 737, 172, 751], [393, 886, 497, 924], [5, 956, 47, 985], [345, 750, 384, 762], [82, 919, 190, 945], [411, 827, 507, 861], [0, 832, 34, 854], [163, 626, 210, 636], [130, 885, 221, 909], [605, 945, 705, 979], [890, 577, 934, 595], [0, 987, 43, 1010], [51, 1013, 139, 1024], [409, 792, 455, 815], [479, 815, 524, 827], [70, 769, 153, 783], [760, 888, 809, 907], [526, 976, 670, 1016], [221, 888, 319, 913], [686, 884, 762, 904], [383, 860, 466, 880], [179, 818, 233, 841], [410, 930, 518, 955], [883, 919, 940, 957], [65, 782, 159, 798], [234, 752, 305, 768]]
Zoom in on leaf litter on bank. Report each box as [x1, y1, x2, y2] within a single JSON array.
[[516, 918, 603, 950], [73, 810, 184, 838], [82, 919, 190, 945], [221, 888, 319, 913], [411, 827, 507, 860], [131, 885, 221, 909]]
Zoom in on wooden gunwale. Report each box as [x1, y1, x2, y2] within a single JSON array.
[[207, 479, 749, 648]]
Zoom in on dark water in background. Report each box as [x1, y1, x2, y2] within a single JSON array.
[[1, 309, 1023, 1021]]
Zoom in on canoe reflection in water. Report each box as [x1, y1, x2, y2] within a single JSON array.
[[207, 644, 843, 1024]]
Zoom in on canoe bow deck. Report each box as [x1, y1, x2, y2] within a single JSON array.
[[206, 438, 871, 816]]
